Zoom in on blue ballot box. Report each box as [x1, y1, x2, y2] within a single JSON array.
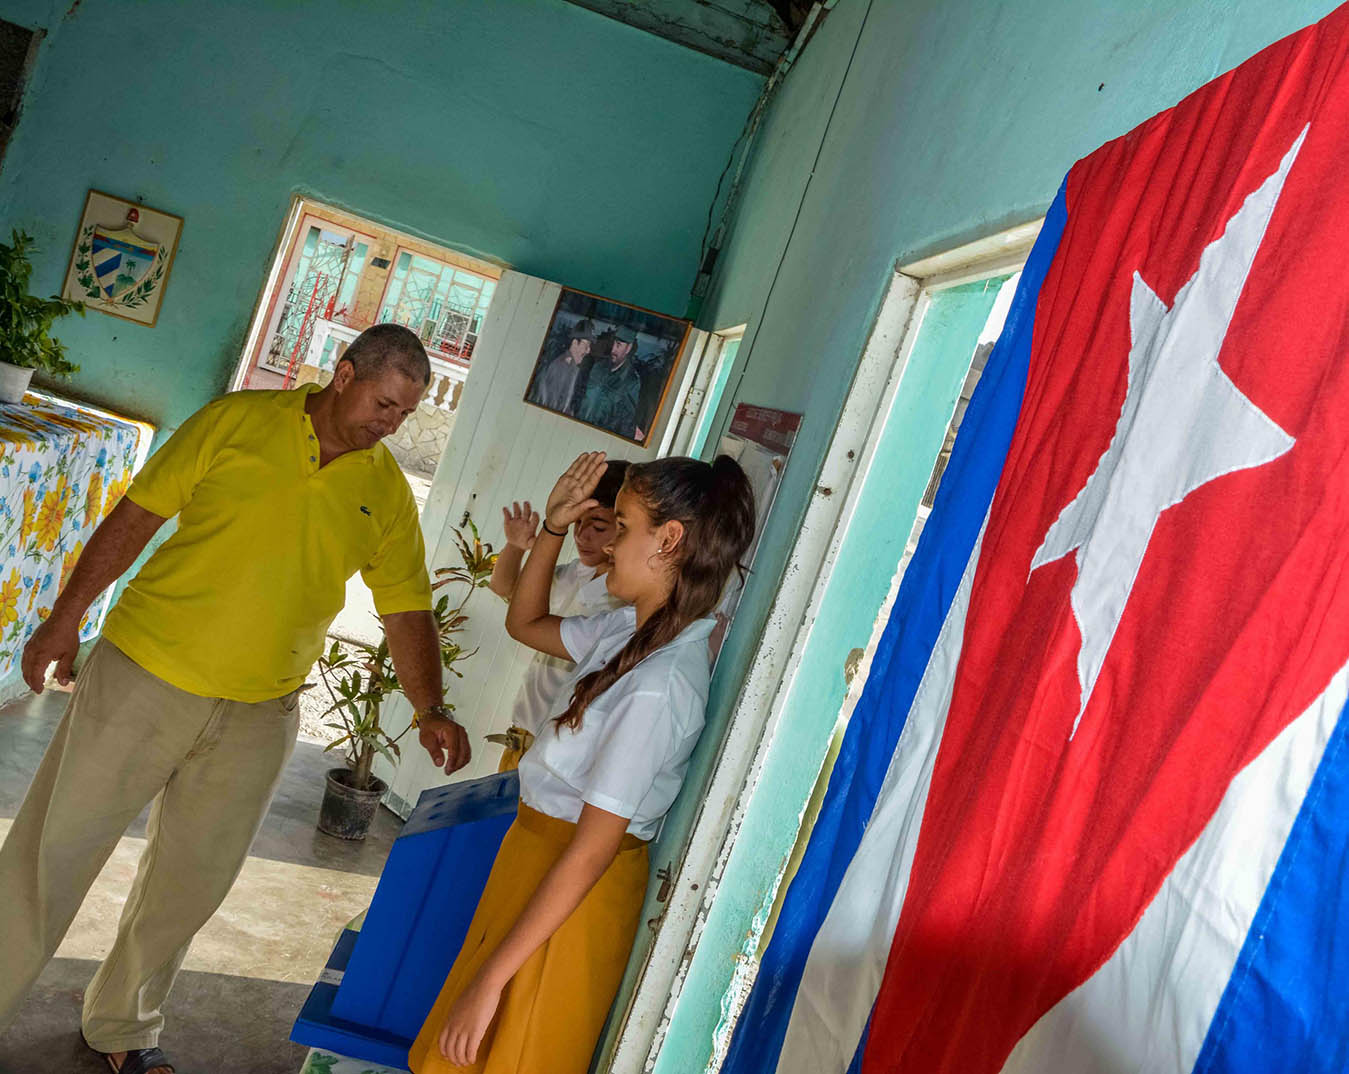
[[292, 769, 519, 1067]]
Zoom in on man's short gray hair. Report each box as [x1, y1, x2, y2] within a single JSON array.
[[341, 323, 431, 386]]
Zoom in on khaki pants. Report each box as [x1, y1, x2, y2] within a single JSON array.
[[0, 640, 300, 1051]]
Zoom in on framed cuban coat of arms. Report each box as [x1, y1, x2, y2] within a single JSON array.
[[62, 189, 183, 327]]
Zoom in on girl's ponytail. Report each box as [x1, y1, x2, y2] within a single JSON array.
[[555, 455, 756, 730]]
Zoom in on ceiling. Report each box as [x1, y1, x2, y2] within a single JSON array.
[[562, 0, 812, 75]]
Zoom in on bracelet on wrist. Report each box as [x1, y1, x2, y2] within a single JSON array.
[[541, 519, 566, 538], [414, 703, 452, 726]]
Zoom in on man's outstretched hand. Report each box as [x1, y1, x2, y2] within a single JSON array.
[[419, 714, 472, 774]]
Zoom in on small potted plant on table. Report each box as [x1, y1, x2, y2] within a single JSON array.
[[0, 229, 82, 404], [315, 523, 496, 840]]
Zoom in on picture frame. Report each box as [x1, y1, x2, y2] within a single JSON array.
[[62, 189, 183, 327], [523, 287, 691, 445]]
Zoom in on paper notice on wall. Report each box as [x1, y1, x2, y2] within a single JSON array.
[[710, 404, 802, 664]]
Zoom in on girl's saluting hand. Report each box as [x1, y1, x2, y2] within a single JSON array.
[[544, 451, 608, 533]]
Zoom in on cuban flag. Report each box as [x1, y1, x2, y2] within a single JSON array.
[[722, 8, 1349, 1074]]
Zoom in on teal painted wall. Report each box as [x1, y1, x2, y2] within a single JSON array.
[[0, 0, 762, 434], [655, 1, 1343, 1070]]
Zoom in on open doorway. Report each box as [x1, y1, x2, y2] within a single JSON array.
[[660, 324, 745, 459], [234, 197, 501, 488], [234, 198, 503, 654]]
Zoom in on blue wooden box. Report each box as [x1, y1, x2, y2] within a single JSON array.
[[292, 769, 519, 1066]]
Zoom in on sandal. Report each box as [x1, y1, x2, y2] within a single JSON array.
[[83, 1035, 176, 1074]]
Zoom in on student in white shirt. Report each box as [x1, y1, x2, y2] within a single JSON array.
[[486, 460, 628, 769], [409, 450, 756, 1074]]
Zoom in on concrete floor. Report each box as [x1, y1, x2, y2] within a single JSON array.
[[0, 687, 403, 1074]]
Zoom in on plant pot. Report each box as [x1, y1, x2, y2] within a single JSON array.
[[0, 360, 34, 404], [317, 767, 388, 841]]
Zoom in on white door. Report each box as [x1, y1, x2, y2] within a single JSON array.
[[380, 271, 702, 813]]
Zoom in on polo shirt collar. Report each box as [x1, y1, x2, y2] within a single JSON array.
[[289, 383, 378, 466]]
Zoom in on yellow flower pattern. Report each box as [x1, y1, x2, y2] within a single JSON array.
[[105, 472, 132, 512], [0, 570, 21, 627], [85, 469, 104, 528], [32, 486, 68, 552], [20, 486, 35, 543], [60, 540, 84, 591], [0, 394, 151, 679]]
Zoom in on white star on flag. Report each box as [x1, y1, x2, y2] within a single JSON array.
[[1031, 128, 1305, 738]]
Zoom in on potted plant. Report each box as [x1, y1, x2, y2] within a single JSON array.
[[0, 229, 83, 404], [315, 522, 497, 839]]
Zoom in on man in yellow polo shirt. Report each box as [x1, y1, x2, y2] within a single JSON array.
[[0, 324, 471, 1074]]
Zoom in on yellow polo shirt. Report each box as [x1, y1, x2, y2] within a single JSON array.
[[102, 384, 432, 702]]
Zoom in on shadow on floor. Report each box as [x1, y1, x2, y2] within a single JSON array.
[[0, 686, 409, 1073], [0, 688, 403, 877], [0, 958, 312, 1074]]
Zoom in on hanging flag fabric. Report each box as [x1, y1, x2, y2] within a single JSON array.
[[722, 7, 1349, 1074]]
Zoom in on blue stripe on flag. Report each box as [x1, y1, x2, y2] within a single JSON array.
[[1193, 697, 1349, 1074], [846, 1019, 869, 1074], [721, 181, 1070, 1074]]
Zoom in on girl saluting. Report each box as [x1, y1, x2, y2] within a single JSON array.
[[409, 450, 756, 1073]]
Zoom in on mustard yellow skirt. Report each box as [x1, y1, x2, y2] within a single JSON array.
[[408, 803, 649, 1074]]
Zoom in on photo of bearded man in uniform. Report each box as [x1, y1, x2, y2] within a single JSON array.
[[523, 288, 690, 444]]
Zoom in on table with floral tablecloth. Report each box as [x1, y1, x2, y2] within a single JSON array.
[[0, 392, 153, 681]]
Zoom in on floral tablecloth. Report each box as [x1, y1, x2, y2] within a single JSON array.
[[0, 392, 153, 682]]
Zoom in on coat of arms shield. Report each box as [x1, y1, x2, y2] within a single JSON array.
[[90, 217, 160, 301], [63, 191, 183, 327]]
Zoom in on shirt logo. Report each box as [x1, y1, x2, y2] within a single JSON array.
[[359, 505, 371, 516]]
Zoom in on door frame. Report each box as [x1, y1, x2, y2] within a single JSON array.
[[660, 324, 746, 457], [247, 213, 377, 381], [609, 219, 1043, 1074], [232, 197, 305, 390], [230, 198, 505, 392]]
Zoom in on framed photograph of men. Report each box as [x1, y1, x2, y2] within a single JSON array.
[[524, 287, 691, 444]]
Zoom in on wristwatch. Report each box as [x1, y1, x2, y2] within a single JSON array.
[[414, 703, 454, 726]]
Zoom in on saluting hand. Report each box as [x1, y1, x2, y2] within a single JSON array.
[[543, 452, 607, 534]]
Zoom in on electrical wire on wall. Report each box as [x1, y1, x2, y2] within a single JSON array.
[[692, 0, 879, 444], [691, 1, 836, 308]]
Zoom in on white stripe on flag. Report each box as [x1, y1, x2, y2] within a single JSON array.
[[1000, 659, 1349, 1074], [775, 520, 989, 1074]]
